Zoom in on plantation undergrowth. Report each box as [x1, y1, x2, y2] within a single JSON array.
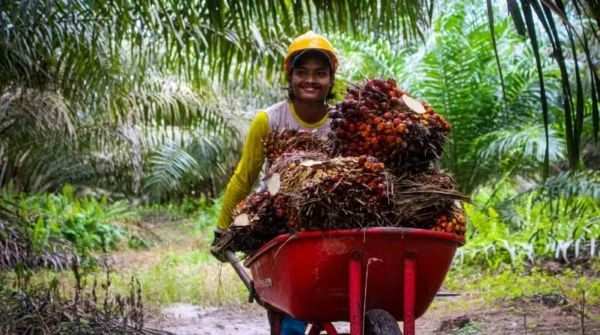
[[2, 190, 599, 333]]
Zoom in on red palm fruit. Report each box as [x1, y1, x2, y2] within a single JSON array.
[[388, 91, 397, 98], [360, 106, 369, 114], [277, 209, 286, 217], [395, 137, 403, 144], [373, 117, 382, 124], [376, 123, 385, 132], [358, 123, 366, 131], [388, 78, 397, 87], [390, 97, 401, 107], [387, 135, 395, 143], [398, 112, 407, 120], [405, 120, 413, 127], [370, 137, 378, 144], [348, 124, 356, 133], [361, 131, 369, 138], [377, 135, 384, 142], [368, 182, 377, 190], [263, 191, 270, 197], [385, 121, 393, 129], [366, 125, 372, 132], [377, 183, 385, 191], [384, 112, 393, 119], [368, 80, 375, 87], [396, 124, 406, 133], [381, 102, 389, 110], [393, 118, 400, 125], [383, 129, 392, 135], [337, 130, 347, 138], [357, 147, 365, 154]]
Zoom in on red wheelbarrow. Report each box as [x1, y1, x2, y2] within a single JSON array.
[[224, 227, 464, 335]]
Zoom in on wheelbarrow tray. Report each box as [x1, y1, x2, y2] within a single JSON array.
[[244, 227, 464, 324]]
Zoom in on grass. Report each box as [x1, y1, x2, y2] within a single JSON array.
[[4, 199, 249, 315], [443, 261, 600, 320], [5, 197, 600, 326], [99, 204, 250, 311]]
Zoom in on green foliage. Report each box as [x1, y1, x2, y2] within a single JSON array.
[[446, 262, 600, 311], [457, 172, 600, 268], [4, 185, 135, 256]]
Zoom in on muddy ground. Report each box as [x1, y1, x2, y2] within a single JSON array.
[[148, 297, 600, 335]]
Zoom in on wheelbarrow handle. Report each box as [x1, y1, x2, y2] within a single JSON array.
[[224, 250, 252, 290], [224, 250, 259, 304]]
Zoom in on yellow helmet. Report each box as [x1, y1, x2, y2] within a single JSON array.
[[285, 31, 338, 73]]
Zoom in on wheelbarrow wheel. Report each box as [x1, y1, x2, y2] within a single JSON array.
[[364, 309, 402, 335]]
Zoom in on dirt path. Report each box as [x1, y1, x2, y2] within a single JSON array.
[[148, 298, 600, 334]]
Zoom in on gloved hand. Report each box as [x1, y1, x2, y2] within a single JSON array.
[[210, 229, 227, 262]]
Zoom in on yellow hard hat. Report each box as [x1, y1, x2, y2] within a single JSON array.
[[285, 31, 338, 73]]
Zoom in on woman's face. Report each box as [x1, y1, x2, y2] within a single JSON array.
[[289, 56, 334, 102]]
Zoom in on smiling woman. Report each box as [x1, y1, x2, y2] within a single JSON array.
[[211, 30, 340, 335]]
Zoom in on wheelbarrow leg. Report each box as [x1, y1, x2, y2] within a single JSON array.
[[308, 323, 339, 335], [268, 309, 283, 335], [403, 255, 416, 335], [349, 250, 363, 335]]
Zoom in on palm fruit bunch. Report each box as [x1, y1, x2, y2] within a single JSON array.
[[263, 128, 328, 160], [328, 78, 451, 172], [214, 190, 291, 255], [432, 209, 467, 235], [390, 169, 469, 232], [269, 154, 395, 231]]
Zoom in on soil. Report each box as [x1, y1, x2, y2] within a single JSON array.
[[148, 296, 600, 335]]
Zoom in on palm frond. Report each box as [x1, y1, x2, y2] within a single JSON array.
[[478, 125, 566, 163]]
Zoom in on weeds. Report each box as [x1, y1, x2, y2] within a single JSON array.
[[0, 261, 172, 335]]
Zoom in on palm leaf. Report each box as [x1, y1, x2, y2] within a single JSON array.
[[520, 0, 551, 178]]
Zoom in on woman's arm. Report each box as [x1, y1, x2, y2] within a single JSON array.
[[215, 111, 269, 231]]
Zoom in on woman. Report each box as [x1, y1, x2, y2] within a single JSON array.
[[211, 31, 338, 335]]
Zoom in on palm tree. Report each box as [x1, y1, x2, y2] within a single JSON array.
[[0, 0, 598, 200]]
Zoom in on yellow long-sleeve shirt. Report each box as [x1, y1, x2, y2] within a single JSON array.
[[216, 101, 330, 231]]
